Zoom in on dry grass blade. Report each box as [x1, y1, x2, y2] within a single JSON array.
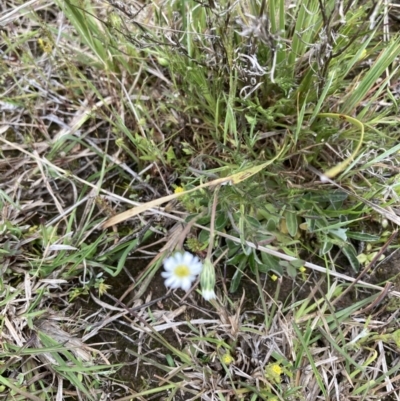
[[102, 148, 286, 228]]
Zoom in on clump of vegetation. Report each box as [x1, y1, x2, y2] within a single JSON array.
[[2, 0, 400, 399]]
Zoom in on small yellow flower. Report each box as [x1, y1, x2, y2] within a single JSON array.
[[221, 352, 234, 365], [271, 274, 278, 281], [265, 363, 283, 383], [38, 38, 52, 53], [299, 265, 308, 281], [174, 186, 184, 194]]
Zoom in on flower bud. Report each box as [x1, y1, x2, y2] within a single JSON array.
[[200, 258, 216, 301]]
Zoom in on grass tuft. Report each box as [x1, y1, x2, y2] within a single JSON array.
[[2, 0, 400, 399]]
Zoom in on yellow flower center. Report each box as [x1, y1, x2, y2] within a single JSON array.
[[174, 265, 190, 278]]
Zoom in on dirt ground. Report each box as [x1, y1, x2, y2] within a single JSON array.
[[77, 245, 400, 396]]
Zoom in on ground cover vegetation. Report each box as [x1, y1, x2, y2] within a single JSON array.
[[2, 0, 400, 399]]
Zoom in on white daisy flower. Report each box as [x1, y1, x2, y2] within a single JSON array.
[[162, 251, 203, 291]]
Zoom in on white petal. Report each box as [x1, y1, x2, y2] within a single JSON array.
[[183, 252, 198, 266], [190, 263, 203, 275], [180, 277, 193, 291], [181, 252, 192, 264], [174, 252, 182, 260], [165, 276, 179, 288], [172, 253, 184, 264], [163, 257, 176, 271], [161, 271, 171, 278], [193, 255, 201, 265]]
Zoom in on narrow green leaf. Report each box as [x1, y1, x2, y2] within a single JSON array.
[[346, 232, 380, 241], [320, 240, 333, 255], [342, 243, 360, 272], [285, 210, 298, 237], [230, 265, 243, 293]]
